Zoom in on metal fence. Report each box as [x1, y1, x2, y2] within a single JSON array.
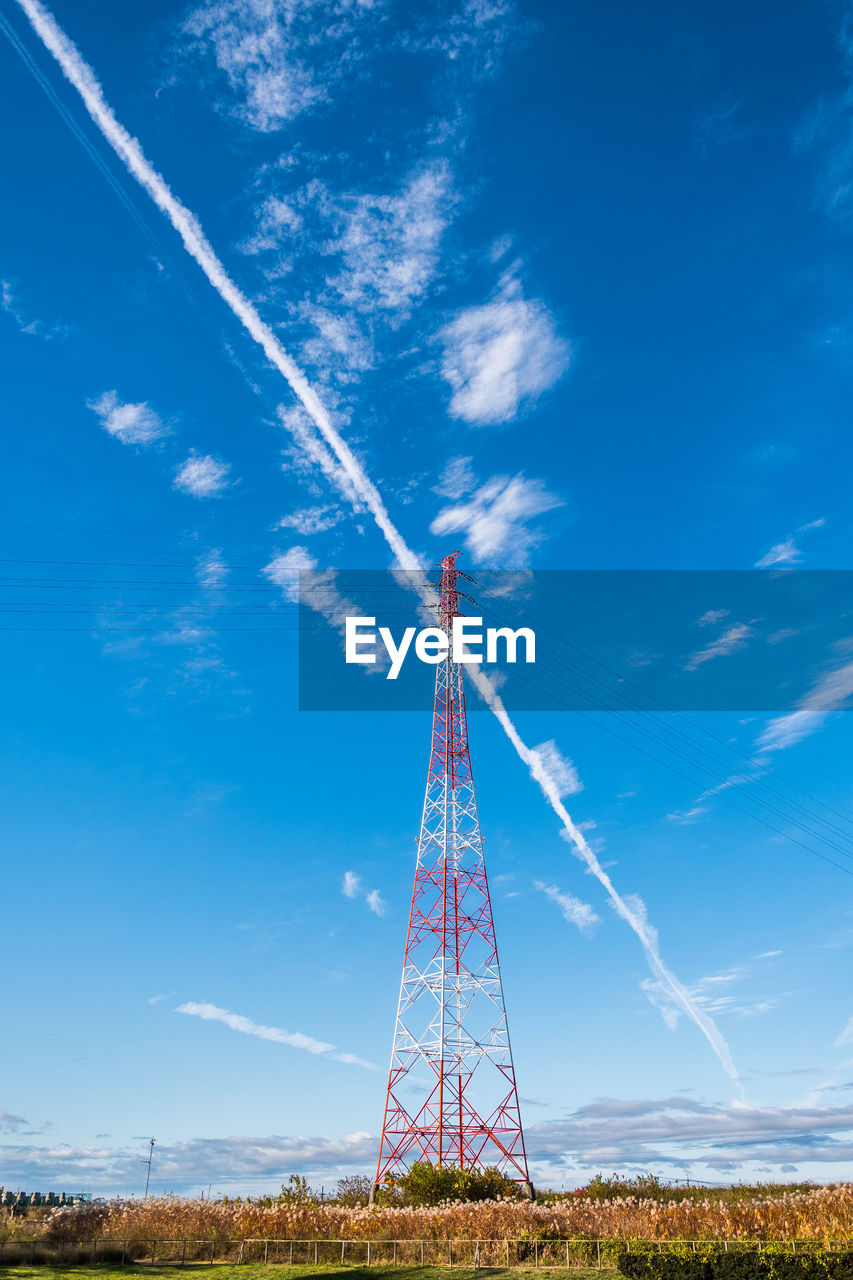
[[0, 1238, 849, 1269]]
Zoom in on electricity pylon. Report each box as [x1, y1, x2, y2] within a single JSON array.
[[372, 551, 533, 1199]]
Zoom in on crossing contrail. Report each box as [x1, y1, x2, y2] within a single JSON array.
[[9, 0, 740, 1087]]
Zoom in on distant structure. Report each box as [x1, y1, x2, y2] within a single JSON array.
[[372, 551, 533, 1200], [1, 1191, 81, 1213]]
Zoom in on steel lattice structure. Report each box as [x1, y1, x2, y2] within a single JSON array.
[[373, 551, 532, 1197]]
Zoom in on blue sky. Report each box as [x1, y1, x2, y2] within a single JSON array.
[[4, 0, 853, 1197]]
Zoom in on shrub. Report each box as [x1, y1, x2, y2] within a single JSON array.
[[617, 1246, 853, 1280]]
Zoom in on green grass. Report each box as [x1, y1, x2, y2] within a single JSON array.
[[0, 1268, 612, 1280]]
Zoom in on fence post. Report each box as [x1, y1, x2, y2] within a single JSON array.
[[422, 1242, 425, 1266], [181, 1240, 187, 1266], [724, 1242, 728, 1253], [507, 1241, 510, 1267], [535, 1241, 539, 1268], [597, 1241, 602, 1270], [693, 1242, 697, 1254], [475, 1241, 480, 1270], [367, 1241, 371, 1267], [210, 1240, 216, 1265], [238, 1241, 244, 1265], [449, 1241, 453, 1268], [92, 1239, 98, 1264], [342, 1242, 346, 1264], [152, 1241, 157, 1266], [393, 1242, 398, 1266], [315, 1241, 319, 1265]]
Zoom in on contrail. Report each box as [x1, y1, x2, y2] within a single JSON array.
[[10, 0, 415, 573], [11, 0, 740, 1087], [473, 669, 740, 1085]]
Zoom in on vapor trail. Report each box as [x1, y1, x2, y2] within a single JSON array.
[[11, 0, 416, 573], [13, 0, 740, 1086], [473, 670, 740, 1085]]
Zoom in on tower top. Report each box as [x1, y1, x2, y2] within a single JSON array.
[[437, 549, 467, 631]]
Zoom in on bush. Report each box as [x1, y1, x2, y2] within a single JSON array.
[[388, 1160, 525, 1206], [617, 1246, 853, 1280]]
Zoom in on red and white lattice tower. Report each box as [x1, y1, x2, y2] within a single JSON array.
[[372, 551, 533, 1198]]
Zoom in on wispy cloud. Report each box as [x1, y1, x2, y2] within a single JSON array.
[[666, 805, 707, 825], [529, 740, 582, 797], [0, 1130, 375, 1194], [431, 470, 562, 566], [327, 163, 455, 317], [89, 389, 169, 446], [433, 455, 477, 500], [176, 1000, 375, 1069], [278, 504, 343, 535], [180, 0, 385, 133], [0, 1111, 28, 1133], [342, 870, 387, 917], [1, 278, 61, 337], [173, 451, 232, 498], [535, 880, 600, 934], [439, 269, 570, 425], [697, 608, 729, 627], [642, 957, 779, 1031], [836, 1016, 853, 1046], [758, 651, 853, 751], [527, 1094, 853, 1172], [684, 621, 754, 671], [755, 519, 826, 568], [365, 888, 387, 917]]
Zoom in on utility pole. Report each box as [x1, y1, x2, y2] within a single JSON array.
[[143, 1139, 155, 1199]]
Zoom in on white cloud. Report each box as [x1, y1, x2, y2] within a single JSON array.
[[433, 455, 477, 500], [684, 621, 754, 671], [365, 888, 387, 917], [299, 303, 374, 375], [535, 880, 600, 934], [278, 504, 343, 535], [88, 390, 169, 445], [0, 1130, 376, 1194], [755, 519, 826, 568], [181, 0, 385, 133], [529, 740, 582, 797], [836, 1016, 853, 1046], [173, 452, 232, 498], [264, 546, 360, 634], [642, 958, 779, 1030], [176, 1001, 375, 1069], [526, 1094, 853, 1173], [431, 471, 562, 566], [666, 806, 707, 825], [758, 654, 853, 752], [342, 869, 387, 917], [440, 272, 570, 425], [327, 162, 455, 316], [697, 608, 729, 627], [341, 870, 361, 899], [196, 550, 228, 588], [1, 279, 59, 337]]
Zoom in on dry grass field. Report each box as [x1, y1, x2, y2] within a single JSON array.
[[4, 1182, 853, 1247]]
